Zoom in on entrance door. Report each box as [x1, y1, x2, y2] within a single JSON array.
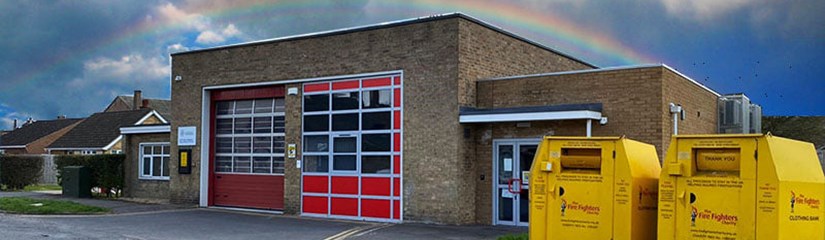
[[494, 139, 539, 226]]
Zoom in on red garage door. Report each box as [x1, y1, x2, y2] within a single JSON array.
[[210, 87, 286, 210], [301, 74, 403, 221]]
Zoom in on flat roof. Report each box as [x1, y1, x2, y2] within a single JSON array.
[[171, 12, 596, 68], [459, 103, 603, 123]]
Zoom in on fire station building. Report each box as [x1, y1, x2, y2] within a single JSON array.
[[161, 13, 719, 225]]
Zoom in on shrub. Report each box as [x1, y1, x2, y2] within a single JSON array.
[[0, 155, 44, 190], [55, 154, 124, 197]]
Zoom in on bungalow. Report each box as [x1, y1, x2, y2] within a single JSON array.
[[0, 117, 83, 154], [47, 109, 166, 155]]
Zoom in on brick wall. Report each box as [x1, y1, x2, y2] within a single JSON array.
[[172, 17, 463, 222], [472, 66, 717, 224], [284, 83, 302, 214], [104, 99, 130, 112], [3, 148, 26, 154], [660, 68, 719, 154], [453, 18, 594, 223], [123, 133, 171, 199]]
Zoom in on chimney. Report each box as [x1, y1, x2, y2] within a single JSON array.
[[12, 119, 17, 129], [57, 115, 66, 119], [133, 90, 142, 110], [141, 99, 150, 109]]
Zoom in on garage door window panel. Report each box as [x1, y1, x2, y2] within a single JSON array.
[[332, 114, 358, 131], [362, 89, 391, 109], [304, 94, 329, 112], [332, 92, 359, 110], [362, 134, 390, 152], [303, 155, 329, 173], [214, 98, 285, 176], [304, 115, 329, 132], [362, 112, 390, 130], [362, 156, 391, 174]]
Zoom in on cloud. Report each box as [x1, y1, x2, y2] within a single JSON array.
[[166, 43, 191, 54], [196, 31, 225, 44], [222, 24, 240, 36], [0, 107, 35, 130], [658, 0, 754, 21], [156, 3, 243, 45], [195, 24, 240, 44], [83, 53, 171, 81]]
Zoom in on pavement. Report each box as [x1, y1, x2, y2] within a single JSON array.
[[0, 191, 526, 240]]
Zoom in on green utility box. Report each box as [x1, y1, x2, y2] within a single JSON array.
[[62, 166, 91, 198]]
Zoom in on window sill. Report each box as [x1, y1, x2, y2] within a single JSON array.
[[138, 177, 170, 181]]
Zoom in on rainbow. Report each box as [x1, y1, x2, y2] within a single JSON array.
[[9, 0, 658, 90]]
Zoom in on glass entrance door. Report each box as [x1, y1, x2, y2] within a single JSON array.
[[493, 139, 538, 226]]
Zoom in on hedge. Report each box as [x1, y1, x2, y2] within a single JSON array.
[[55, 154, 124, 197], [0, 155, 44, 190]]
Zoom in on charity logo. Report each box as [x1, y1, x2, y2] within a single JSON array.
[[691, 206, 698, 227], [689, 193, 738, 226], [791, 191, 796, 213], [561, 199, 567, 216], [790, 190, 821, 212]]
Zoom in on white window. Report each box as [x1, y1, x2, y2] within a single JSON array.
[[214, 98, 286, 174], [81, 150, 97, 155], [140, 143, 170, 180]]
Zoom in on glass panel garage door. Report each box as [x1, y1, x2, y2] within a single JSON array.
[[301, 74, 402, 222]]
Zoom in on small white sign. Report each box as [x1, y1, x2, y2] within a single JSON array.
[[501, 189, 515, 198], [288, 144, 297, 158], [178, 126, 197, 146], [296, 159, 302, 169], [503, 158, 513, 171]]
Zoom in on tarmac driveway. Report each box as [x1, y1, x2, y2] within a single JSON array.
[[2, 209, 361, 240], [0, 192, 523, 239], [1, 208, 524, 240]]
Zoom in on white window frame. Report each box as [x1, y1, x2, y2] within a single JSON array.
[[139, 142, 171, 180]]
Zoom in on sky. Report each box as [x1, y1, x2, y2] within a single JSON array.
[[0, 0, 823, 130]]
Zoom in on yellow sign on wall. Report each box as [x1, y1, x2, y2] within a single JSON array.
[[180, 151, 188, 167]]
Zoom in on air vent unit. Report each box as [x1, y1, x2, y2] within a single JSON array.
[[718, 94, 761, 134]]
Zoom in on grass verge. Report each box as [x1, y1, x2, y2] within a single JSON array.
[[0, 197, 109, 215], [497, 233, 528, 240], [24, 184, 62, 192]]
